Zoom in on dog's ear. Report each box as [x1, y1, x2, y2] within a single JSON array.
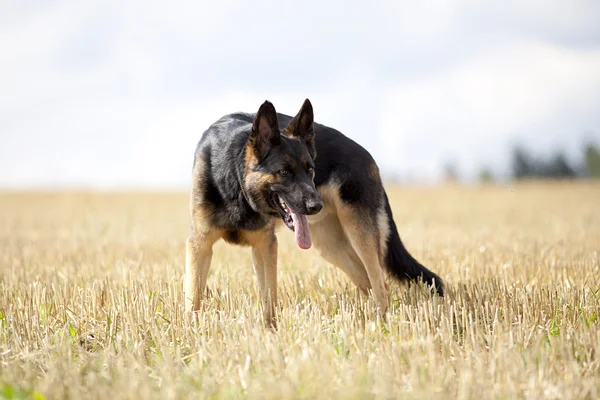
[[250, 100, 281, 160], [285, 99, 315, 155]]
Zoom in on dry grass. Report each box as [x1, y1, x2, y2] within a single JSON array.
[[0, 182, 599, 399]]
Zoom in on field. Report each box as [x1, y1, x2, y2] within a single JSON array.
[[0, 182, 599, 399]]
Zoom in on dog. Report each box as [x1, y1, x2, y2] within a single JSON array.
[[185, 99, 444, 327]]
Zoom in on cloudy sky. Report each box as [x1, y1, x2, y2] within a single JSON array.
[[1, 0, 599, 188]]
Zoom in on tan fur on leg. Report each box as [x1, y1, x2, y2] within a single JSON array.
[[337, 206, 390, 315], [247, 227, 278, 329], [184, 233, 218, 312], [310, 213, 371, 294]]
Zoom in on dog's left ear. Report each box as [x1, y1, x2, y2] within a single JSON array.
[[250, 100, 281, 161], [285, 99, 316, 157]]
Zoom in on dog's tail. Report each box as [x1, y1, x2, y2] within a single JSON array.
[[383, 191, 444, 296]]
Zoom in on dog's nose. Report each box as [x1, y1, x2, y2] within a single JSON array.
[[304, 197, 323, 215]]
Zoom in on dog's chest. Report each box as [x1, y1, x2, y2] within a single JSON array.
[[211, 203, 270, 231]]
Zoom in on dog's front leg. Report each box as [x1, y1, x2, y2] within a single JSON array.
[[251, 231, 278, 329], [185, 233, 216, 313]]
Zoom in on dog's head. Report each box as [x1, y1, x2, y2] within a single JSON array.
[[243, 99, 323, 249]]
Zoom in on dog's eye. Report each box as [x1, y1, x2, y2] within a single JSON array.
[[307, 167, 314, 174], [278, 169, 289, 176]]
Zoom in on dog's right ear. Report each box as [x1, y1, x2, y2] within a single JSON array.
[[250, 100, 281, 160], [284, 98, 316, 158]]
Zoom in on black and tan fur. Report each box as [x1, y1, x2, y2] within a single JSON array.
[[185, 99, 443, 327]]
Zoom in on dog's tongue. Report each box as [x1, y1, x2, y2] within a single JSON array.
[[289, 209, 312, 249]]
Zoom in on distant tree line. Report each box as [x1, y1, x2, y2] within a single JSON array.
[[470, 141, 600, 183], [510, 142, 600, 180], [386, 139, 600, 184]]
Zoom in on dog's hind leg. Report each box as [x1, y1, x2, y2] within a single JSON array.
[[337, 205, 390, 314], [310, 214, 372, 294]]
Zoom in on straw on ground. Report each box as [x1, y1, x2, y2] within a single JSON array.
[[0, 182, 599, 399]]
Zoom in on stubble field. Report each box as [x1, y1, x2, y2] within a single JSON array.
[[0, 182, 599, 399]]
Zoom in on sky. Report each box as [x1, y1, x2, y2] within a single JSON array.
[[1, 0, 600, 188]]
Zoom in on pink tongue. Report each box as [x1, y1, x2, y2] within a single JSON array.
[[289, 209, 312, 249]]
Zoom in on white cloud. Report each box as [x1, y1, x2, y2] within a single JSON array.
[[1, 0, 599, 187], [379, 40, 600, 180]]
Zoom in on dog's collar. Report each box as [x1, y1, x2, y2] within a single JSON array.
[[236, 174, 250, 204], [236, 148, 251, 204]]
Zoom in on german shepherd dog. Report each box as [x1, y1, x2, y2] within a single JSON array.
[[185, 99, 443, 327]]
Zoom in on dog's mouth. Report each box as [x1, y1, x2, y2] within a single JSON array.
[[272, 193, 312, 250]]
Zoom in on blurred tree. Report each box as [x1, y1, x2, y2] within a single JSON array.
[[443, 161, 459, 183], [511, 146, 535, 179], [543, 152, 576, 178], [584, 143, 600, 178], [478, 168, 494, 183], [511, 145, 577, 180]]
